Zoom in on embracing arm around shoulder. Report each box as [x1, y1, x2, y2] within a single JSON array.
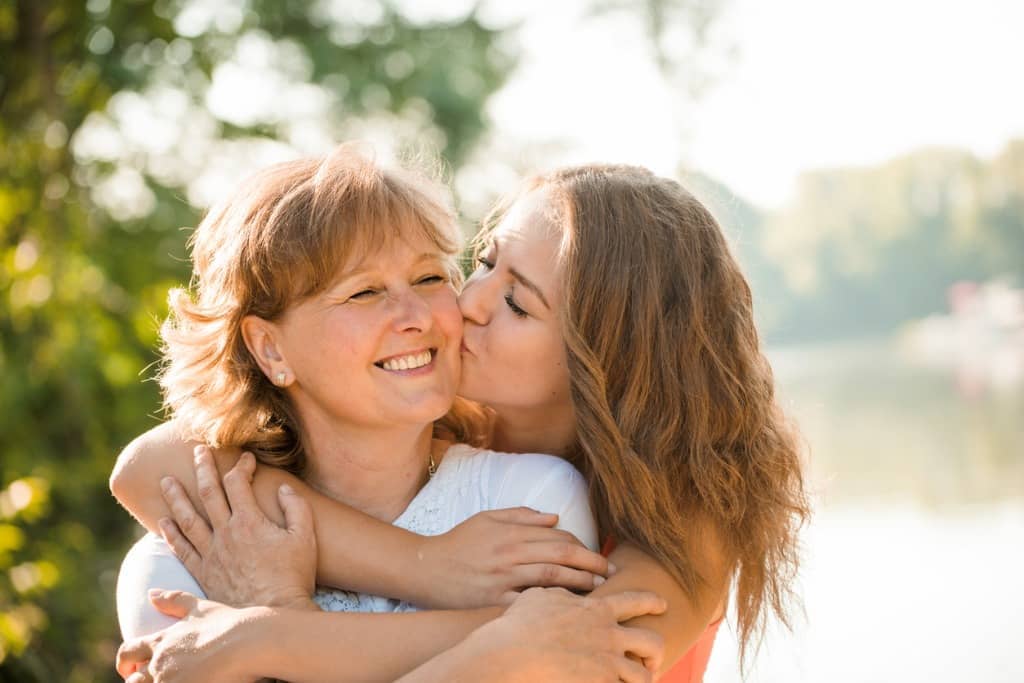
[[111, 428, 610, 606], [109, 422, 425, 598]]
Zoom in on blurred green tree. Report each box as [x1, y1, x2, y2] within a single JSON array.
[[1, 0, 731, 679], [0, 1, 513, 679]]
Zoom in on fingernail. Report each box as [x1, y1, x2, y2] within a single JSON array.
[[607, 563, 618, 575], [160, 477, 172, 492], [593, 575, 606, 587], [148, 588, 164, 599], [279, 483, 294, 495]]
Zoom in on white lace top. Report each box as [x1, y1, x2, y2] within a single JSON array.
[[116, 444, 597, 638]]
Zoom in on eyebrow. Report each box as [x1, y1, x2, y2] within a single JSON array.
[[509, 266, 550, 310], [336, 252, 443, 282]]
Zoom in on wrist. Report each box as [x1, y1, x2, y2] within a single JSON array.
[[225, 606, 279, 679]]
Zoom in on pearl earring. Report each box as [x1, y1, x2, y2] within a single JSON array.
[[275, 371, 287, 386]]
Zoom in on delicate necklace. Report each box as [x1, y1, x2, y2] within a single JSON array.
[[428, 451, 437, 478]]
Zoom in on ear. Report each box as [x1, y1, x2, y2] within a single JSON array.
[[241, 314, 289, 384]]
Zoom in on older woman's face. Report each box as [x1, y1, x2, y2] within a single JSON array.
[[457, 190, 573, 422], [271, 233, 462, 431]]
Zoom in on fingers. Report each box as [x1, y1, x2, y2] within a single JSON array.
[[601, 591, 668, 622], [615, 625, 665, 674], [222, 452, 261, 520], [514, 563, 607, 592], [160, 476, 212, 556], [615, 655, 655, 683], [485, 507, 559, 527], [518, 538, 611, 577], [193, 445, 231, 526], [116, 638, 152, 678], [125, 671, 153, 683], [148, 588, 199, 619], [158, 517, 203, 578], [278, 483, 314, 539]]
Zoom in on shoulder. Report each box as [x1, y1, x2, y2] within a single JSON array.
[[475, 449, 587, 509], [443, 444, 582, 486], [485, 450, 583, 485]]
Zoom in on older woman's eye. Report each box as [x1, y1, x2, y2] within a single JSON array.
[[416, 274, 447, 286], [348, 288, 378, 300]]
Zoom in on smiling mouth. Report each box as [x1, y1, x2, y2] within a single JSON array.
[[374, 348, 436, 372]]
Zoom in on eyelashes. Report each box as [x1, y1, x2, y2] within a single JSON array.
[[346, 273, 447, 302], [504, 293, 528, 318], [475, 250, 529, 319]]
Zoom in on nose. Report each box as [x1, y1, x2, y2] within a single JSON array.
[[390, 287, 433, 333], [457, 270, 494, 325]]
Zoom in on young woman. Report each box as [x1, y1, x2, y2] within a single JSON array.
[[112, 160, 809, 681]]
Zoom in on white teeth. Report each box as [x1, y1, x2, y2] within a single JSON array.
[[381, 351, 432, 371]]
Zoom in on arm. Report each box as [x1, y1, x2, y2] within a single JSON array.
[[590, 536, 730, 676], [110, 423, 455, 600], [118, 588, 666, 683], [117, 590, 502, 683], [110, 424, 609, 607]]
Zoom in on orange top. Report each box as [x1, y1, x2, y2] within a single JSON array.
[[657, 617, 721, 683], [601, 538, 721, 683]]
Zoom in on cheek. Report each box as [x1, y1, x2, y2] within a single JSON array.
[[492, 323, 569, 403], [430, 288, 464, 343]]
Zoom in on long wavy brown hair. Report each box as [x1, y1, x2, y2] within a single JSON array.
[[159, 143, 487, 473], [483, 164, 810, 662]]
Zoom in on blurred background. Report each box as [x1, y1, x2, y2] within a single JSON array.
[[1, 0, 1021, 680]]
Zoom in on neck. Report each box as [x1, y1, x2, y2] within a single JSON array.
[[299, 410, 437, 522], [489, 403, 575, 457]]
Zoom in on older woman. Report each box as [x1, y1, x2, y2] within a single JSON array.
[[113, 161, 809, 681]]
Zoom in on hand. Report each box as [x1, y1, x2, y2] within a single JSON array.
[[416, 507, 614, 608], [157, 446, 318, 610], [116, 590, 267, 682], [402, 587, 666, 683]]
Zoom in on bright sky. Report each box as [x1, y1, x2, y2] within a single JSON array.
[[80, 0, 1024, 217], [482, 0, 1024, 207]]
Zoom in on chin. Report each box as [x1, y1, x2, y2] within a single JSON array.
[[409, 389, 459, 423]]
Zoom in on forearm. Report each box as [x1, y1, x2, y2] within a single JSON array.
[[245, 605, 503, 683], [249, 467, 430, 602], [111, 424, 429, 602], [590, 543, 727, 675]]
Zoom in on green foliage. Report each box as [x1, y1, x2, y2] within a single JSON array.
[[0, 1, 514, 679]]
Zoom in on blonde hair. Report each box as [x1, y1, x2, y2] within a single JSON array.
[[481, 164, 810, 663], [160, 143, 486, 473]]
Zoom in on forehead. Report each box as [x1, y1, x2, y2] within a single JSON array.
[[493, 189, 564, 293], [494, 190, 562, 259], [337, 221, 451, 276]]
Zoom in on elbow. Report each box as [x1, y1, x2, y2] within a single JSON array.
[[110, 436, 145, 508]]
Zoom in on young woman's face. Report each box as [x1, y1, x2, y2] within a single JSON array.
[[268, 233, 463, 431], [457, 190, 573, 422]]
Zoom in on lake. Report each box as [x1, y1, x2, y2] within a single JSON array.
[[705, 340, 1024, 683]]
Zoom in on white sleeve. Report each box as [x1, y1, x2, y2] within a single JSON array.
[[115, 533, 207, 640], [487, 453, 599, 552]]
